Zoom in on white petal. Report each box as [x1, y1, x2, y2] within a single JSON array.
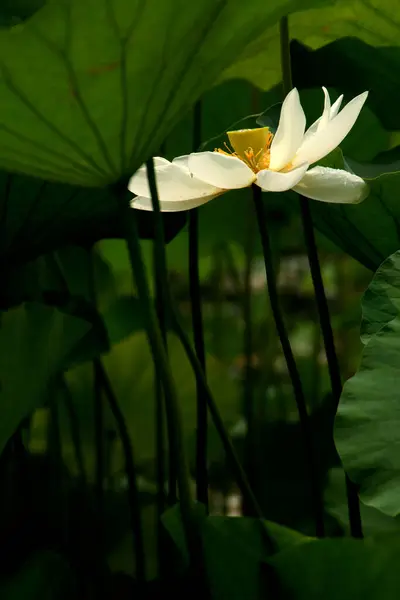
[[256, 163, 309, 192], [131, 191, 223, 212], [293, 166, 369, 204], [330, 94, 343, 119], [302, 91, 343, 144], [128, 158, 221, 201], [128, 158, 171, 197], [318, 87, 331, 131], [293, 91, 369, 167], [269, 88, 306, 171], [302, 117, 321, 142], [188, 151, 255, 189], [128, 157, 171, 187], [172, 154, 190, 172]]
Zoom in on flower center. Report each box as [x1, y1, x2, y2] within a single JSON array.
[[215, 127, 273, 173]]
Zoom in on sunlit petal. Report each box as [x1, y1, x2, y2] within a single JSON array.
[[293, 91, 368, 166], [256, 162, 309, 192], [131, 192, 223, 212], [330, 94, 343, 119], [188, 151, 255, 189], [128, 158, 221, 201], [318, 87, 332, 131], [293, 166, 369, 204], [302, 89, 343, 143], [172, 154, 190, 172], [269, 88, 306, 171]]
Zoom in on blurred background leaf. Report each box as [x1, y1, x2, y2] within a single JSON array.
[[0, 551, 75, 599], [0, 302, 91, 454], [269, 535, 400, 599]]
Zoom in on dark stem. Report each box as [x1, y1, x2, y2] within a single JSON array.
[[279, 12, 363, 539], [155, 255, 176, 506], [298, 198, 363, 538], [61, 378, 88, 488], [242, 214, 257, 516], [171, 306, 276, 554], [252, 184, 325, 537], [190, 101, 209, 509], [154, 282, 171, 578], [154, 373, 166, 514], [97, 361, 146, 582], [88, 254, 105, 556], [93, 359, 104, 529], [189, 208, 209, 508], [114, 173, 199, 567], [145, 159, 210, 595], [47, 389, 69, 549]]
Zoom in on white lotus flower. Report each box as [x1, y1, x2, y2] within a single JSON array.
[[128, 87, 369, 212]]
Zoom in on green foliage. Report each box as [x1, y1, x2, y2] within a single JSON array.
[[309, 156, 400, 271], [62, 331, 240, 475], [163, 504, 312, 599], [269, 536, 400, 599], [336, 251, 400, 516], [291, 37, 400, 132], [2, 0, 400, 597], [0, 0, 327, 186], [224, 0, 400, 91], [0, 302, 90, 454]]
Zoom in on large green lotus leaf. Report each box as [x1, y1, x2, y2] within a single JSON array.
[[360, 251, 400, 344], [223, 0, 400, 92], [335, 251, 400, 516], [0, 0, 327, 186], [325, 467, 400, 537], [268, 536, 400, 599], [63, 332, 240, 477], [0, 302, 90, 455]]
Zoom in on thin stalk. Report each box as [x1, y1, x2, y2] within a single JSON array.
[[145, 159, 210, 595], [189, 207, 208, 508], [154, 281, 170, 578], [114, 174, 199, 567], [97, 361, 146, 582], [47, 390, 69, 548], [252, 184, 325, 537], [242, 214, 257, 516], [298, 200, 363, 538], [279, 15, 363, 538], [155, 256, 176, 506], [88, 255, 105, 556], [93, 359, 104, 523], [170, 306, 276, 555], [154, 379, 166, 514], [190, 101, 209, 509], [61, 377, 88, 489]]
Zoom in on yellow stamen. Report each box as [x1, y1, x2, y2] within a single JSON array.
[[215, 127, 273, 173]]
